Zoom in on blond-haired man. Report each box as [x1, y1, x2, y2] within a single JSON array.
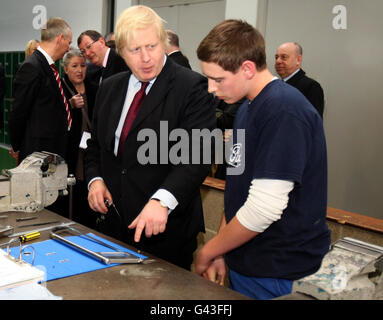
[[85, 5, 217, 270]]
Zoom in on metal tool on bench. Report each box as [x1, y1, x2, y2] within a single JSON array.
[[0, 151, 74, 213], [0, 221, 76, 248], [18, 220, 60, 228], [9, 221, 76, 238], [0, 224, 13, 237], [50, 226, 150, 265], [65, 226, 125, 253], [292, 237, 383, 300], [16, 216, 38, 222]]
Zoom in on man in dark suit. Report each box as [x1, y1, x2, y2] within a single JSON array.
[[275, 42, 324, 118], [85, 5, 216, 270], [0, 65, 5, 131], [166, 29, 192, 69], [77, 30, 128, 87], [10, 17, 72, 164]]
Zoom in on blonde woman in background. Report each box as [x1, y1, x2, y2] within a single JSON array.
[[25, 39, 40, 58]]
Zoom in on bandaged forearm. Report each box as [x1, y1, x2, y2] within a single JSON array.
[[236, 179, 294, 232]]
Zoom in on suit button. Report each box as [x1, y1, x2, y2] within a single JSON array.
[[121, 169, 127, 175]]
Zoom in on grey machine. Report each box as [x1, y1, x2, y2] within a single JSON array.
[[292, 237, 383, 300], [0, 151, 72, 213], [0, 151, 74, 237]]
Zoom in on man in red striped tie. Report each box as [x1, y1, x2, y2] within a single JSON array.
[[10, 17, 72, 216], [10, 17, 72, 164]]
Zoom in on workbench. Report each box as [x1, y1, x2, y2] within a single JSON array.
[[1, 209, 250, 301]]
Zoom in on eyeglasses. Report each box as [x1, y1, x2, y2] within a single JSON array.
[[80, 39, 99, 54]]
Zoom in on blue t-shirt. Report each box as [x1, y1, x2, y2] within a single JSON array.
[[224, 79, 330, 280]]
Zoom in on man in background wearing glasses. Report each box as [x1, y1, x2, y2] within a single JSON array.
[[78, 30, 128, 87]]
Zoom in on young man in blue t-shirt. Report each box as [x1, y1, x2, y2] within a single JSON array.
[[195, 20, 331, 300]]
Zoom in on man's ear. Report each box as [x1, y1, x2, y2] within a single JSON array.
[[297, 54, 303, 67], [241, 60, 256, 79], [56, 33, 64, 45], [99, 37, 106, 47]]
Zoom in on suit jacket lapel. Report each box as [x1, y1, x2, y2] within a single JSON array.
[[287, 69, 305, 86], [35, 50, 66, 109], [104, 49, 117, 79], [105, 72, 131, 150]]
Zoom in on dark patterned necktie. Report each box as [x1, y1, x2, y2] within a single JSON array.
[[118, 81, 149, 156], [99, 67, 105, 84]]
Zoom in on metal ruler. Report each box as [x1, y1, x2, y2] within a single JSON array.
[[8, 221, 76, 238]]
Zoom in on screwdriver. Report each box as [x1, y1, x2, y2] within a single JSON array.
[[19, 231, 40, 243], [104, 199, 121, 218]]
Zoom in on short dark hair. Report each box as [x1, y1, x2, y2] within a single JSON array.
[[77, 30, 103, 46], [197, 19, 266, 73], [104, 32, 114, 42], [167, 30, 179, 47]]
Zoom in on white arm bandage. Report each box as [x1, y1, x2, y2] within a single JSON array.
[[236, 179, 294, 232]]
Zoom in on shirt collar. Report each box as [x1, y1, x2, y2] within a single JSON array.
[[129, 73, 156, 93], [37, 46, 55, 65], [102, 48, 111, 68], [168, 49, 180, 56], [282, 68, 300, 81]]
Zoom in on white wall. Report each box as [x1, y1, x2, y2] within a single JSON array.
[[225, 0, 258, 27], [115, 0, 137, 21], [0, 0, 105, 51], [263, 0, 383, 219], [143, 0, 226, 73]]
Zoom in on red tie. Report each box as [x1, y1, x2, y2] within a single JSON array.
[[118, 81, 149, 156], [50, 64, 72, 130]]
